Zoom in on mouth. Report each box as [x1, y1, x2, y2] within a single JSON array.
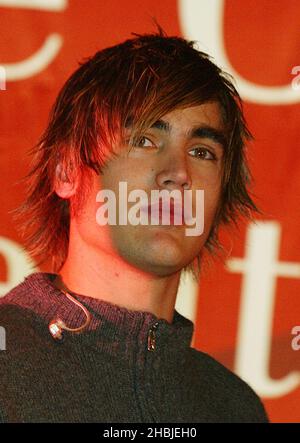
[[140, 199, 189, 225]]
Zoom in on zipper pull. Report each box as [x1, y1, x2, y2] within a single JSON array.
[[147, 321, 159, 351]]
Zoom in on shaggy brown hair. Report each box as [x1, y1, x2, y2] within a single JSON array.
[[16, 30, 258, 276]]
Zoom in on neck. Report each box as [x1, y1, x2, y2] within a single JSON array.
[[55, 232, 182, 324]]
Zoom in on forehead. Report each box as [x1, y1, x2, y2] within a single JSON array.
[[158, 102, 225, 133], [125, 102, 225, 134], [122, 101, 228, 151], [137, 102, 227, 148]]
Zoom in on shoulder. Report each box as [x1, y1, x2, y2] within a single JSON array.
[[0, 303, 46, 354], [0, 272, 41, 308], [0, 302, 48, 423], [0, 272, 55, 348], [187, 347, 269, 422], [0, 273, 52, 353]]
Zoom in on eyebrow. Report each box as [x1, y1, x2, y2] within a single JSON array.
[[150, 119, 227, 148]]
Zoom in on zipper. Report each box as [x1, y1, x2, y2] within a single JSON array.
[[147, 321, 159, 351]]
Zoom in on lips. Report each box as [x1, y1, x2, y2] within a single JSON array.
[[140, 198, 189, 225]]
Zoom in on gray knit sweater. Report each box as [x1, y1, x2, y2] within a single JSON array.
[[0, 272, 268, 423]]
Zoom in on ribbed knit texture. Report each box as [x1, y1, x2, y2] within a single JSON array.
[[0, 273, 268, 423]]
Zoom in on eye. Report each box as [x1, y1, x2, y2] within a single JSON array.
[[134, 136, 155, 148], [189, 147, 216, 161]]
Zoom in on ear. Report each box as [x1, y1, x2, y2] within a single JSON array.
[[54, 164, 78, 199]]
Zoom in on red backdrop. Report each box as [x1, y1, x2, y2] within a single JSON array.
[[1, 0, 300, 423]]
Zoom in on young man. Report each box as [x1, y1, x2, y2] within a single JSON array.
[[0, 31, 268, 423]]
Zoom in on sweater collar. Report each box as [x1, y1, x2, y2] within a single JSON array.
[[5, 272, 194, 354]]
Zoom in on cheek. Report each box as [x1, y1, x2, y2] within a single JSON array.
[[100, 160, 143, 191], [195, 167, 222, 199], [202, 180, 222, 225]]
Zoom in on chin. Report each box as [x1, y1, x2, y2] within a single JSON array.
[[135, 260, 184, 277], [123, 248, 193, 277], [115, 226, 202, 274]]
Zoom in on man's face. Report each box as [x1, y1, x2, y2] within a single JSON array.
[[74, 102, 225, 276]]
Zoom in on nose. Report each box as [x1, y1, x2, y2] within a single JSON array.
[[155, 151, 191, 191]]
